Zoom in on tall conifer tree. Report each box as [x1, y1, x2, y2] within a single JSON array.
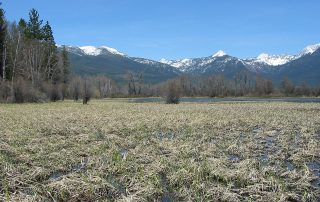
[[25, 9, 43, 40]]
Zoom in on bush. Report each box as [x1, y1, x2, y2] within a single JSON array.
[[0, 80, 11, 102], [49, 84, 61, 102], [165, 80, 180, 104], [13, 78, 47, 103]]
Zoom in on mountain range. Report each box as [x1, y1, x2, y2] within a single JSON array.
[[62, 43, 320, 85]]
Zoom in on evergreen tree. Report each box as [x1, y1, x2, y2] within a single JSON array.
[[0, 3, 6, 79], [18, 18, 27, 33], [25, 8, 43, 40], [42, 21, 54, 44], [41, 21, 58, 82]]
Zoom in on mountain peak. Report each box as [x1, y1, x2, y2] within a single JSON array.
[[212, 50, 226, 57]]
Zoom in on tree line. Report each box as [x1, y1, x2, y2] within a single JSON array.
[[0, 5, 319, 104], [0, 5, 71, 102], [124, 70, 320, 103], [0, 5, 121, 104]]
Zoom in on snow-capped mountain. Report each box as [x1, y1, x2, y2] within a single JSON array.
[[62, 43, 320, 85], [62, 45, 180, 84], [66, 45, 126, 57], [160, 50, 229, 72], [159, 43, 320, 73]]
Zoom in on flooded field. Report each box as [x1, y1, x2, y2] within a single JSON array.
[[0, 100, 319, 201], [129, 97, 320, 103]]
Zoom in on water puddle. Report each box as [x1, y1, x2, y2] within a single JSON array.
[[265, 136, 274, 148], [159, 172, 174, 202], [308, 162, 320, 176], [158, 131, 175, 141], [311, 180, 320, 188], [307, 161, 320, 188], [106, 175, 127, 196], [253, 128, 263, 134], [228, 155, 241, 163], [258, 154, 269, 164], [49, 171, 66, 181], [129, 97, 320, 104], [48, 158, 89, 181], [120, 149, 128, 160], [285, 161, 295, 171], [72, 158, 89, 172], [161, 195, 172, 202]]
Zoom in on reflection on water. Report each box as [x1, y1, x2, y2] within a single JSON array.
[[128, 97, 320, 103]]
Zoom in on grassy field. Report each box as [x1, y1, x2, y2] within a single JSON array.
[[0, 100, 319, 201]]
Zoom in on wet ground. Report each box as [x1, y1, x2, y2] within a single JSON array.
[[129, 97, 320, 103]]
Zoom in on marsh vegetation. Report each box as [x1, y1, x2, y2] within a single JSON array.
[[0, 100, 319, 201]]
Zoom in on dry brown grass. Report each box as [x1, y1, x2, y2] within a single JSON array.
[[0, 99, 319, 201]]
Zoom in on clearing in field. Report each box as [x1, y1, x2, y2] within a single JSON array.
[[0, 100, 319, 201]]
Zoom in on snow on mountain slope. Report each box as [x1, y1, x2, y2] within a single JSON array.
[[100, 46, 126, 56], [159, 50, 228, 72], [69, 46, 126, 56], [79, 46, 102, 56], [65, 43, 320, 76], [255, 53, 296, 66], [249, 43, 320, 67], [159, 43, 320, 72], [160, 58, 193, 68], [133, 58, 159, 65], [299, 43, 320, 56]]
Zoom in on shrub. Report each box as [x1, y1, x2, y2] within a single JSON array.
[[49, 84, 61, 102], [13, 78, 47, 103], [165, 80, 180, 104], [0, 80, 11, 102]]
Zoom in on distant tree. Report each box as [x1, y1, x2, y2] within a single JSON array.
[[234, 70, 252, 96], [255, 76, 273, 95], [25, 9, 43, 40], [165, 80, 180, 104], [61, 46, 70, 83], [265, 80, 273, 95], [40, 21, 59, 83], [82, 77, 93, 104], [126, 71, 136, 95], [179, 75, 193, 96], [18, 18, 27, 31], [41, 21, 54, 43], [281, 77, 294, 96], [96, 75, 116, 98], [60, 46, 70, 100], [69, 76, 81, 101]]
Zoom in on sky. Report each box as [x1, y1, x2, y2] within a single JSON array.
[[2, 0, 320, 60]]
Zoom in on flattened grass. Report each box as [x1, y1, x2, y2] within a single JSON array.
[[0, 100, 319, 201]]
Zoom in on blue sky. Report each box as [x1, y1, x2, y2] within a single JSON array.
[[2, 0, 320, 60]]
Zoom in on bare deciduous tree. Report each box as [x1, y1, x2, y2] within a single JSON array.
[[165, 80, 180, 104]]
